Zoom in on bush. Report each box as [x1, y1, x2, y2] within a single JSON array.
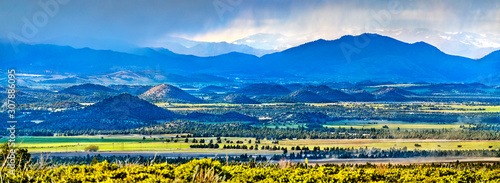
[[2, 159, 500, 182], [85, 145, 99, 152]]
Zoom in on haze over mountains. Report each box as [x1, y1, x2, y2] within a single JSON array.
[[2, 33, 499, 84]]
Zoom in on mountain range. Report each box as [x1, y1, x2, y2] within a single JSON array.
[[1, 33, 499, 84]]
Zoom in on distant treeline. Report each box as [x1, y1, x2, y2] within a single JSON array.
[[36, 153, 267, 166], [19, 121, 500, 140], [270, 147, 500, 160]]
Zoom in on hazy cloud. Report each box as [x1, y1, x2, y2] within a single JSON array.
[[0, 0, 498, 49]]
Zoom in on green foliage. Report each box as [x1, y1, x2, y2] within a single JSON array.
[[91, 157, 99, 165], [0, 142, 31, 170], [84, 145, 99, 152], [2, 159, 500, 182]]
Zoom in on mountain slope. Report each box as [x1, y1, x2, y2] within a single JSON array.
[[139, 84, 204, 103], [0, 43, 157, 74], [221, 94, 261, 104], [81, 93, 178, 120], [2, 34, 499, 83], [276, 90, 331, 103], [108, 85, 154, 95], [32, 93, 178, 131], [372, 88, 412, 101], [59, 83, 118, 96], [260, 33, 488, 82], [301, 85, 355, 101], [153, 38, 274, 57]]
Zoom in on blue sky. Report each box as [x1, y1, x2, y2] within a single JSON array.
[[1, 0, 498, 49]]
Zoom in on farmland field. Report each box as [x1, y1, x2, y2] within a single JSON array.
[[6, 136, 500, 154]]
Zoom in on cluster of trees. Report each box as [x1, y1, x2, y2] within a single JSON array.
[[35, 153, 268, 166], [17, 120, 500, 140], [7, 100, 500, 134], [189, 143, 219, 149], [114, 121, 500, 140]]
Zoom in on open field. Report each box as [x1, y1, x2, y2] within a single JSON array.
[[5, 136, 500, 154], [421, 104, 500, 113], [278, 139, 500, 150]]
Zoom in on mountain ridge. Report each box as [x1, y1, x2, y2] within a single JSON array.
[[2, 33, 499, 83]]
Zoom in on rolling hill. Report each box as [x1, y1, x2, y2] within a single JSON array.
[[108, 85, 154, 95], [80, 93, 178, 120], [276, 90, 331, 103], [220, 94, 261, 104], [139, 84, 205, 103], [58, 83, 117, 95], [372, 88, 409, 101], [301, 85, 355, 101]]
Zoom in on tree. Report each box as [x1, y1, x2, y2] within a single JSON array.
[[85, 145, 99, 152], [91, 157, 99, 165], [0, 143, 31, 170]]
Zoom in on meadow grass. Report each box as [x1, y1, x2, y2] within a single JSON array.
[[420, 104, 500, 113], [6, 136, 500, 153]]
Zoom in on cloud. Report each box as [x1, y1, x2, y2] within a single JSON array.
[[186, 0, 499, 44], [0, 0, 498, 51]]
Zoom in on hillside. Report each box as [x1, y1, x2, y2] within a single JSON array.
[[301, 85, 355, 101], [283, 83, 304, 91], [260, 33, 490, 82], [31, 93, 178, 131], [81, 93, 178, 120], [372, 88, 409, 101], [139, 84, 205, 103], [108, 85, 154, 95], [276, 90, 331, 103], [343, 88, 376, 101], [372, 87, 417, 96], [58, 83, 118, 96], [199, 85, 229, 93], [48, 101, 84, 110], [221, 94, 261, 104], [2, 34, 499, 83]]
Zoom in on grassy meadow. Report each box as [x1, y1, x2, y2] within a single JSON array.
[[4, 136, 500, 153]]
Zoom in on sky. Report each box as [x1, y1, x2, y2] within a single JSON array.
[[0, 0, 499, 57]]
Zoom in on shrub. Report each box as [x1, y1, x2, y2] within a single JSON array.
[[85, 145, 99, 152]]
